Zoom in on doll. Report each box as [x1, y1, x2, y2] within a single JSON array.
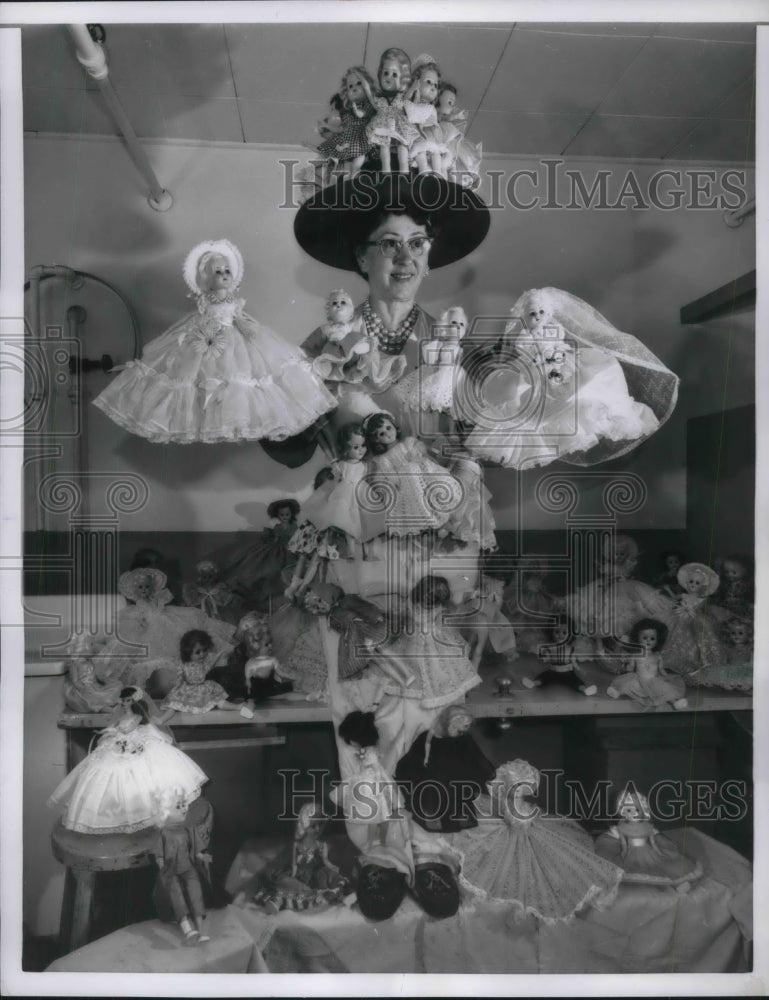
[[718, 616, 754, 690], [268, 583, 343, 700], [502, 562, 558, 655], [435, 82, 483, 189], [455, 573, 518, 668], [594, 786, 703, 887], [373, 575, 482, 709], [98, 568, 236, 690], [244, 802, 351, 914], [239, 617, 295, 704], [394, 307, 469, 437], [464, 288, 671, 470], [182, 560, 236, 622], [522, 618, 598, 695], [316, 66, 377, 180], [404, 55, 451, 176], [431, 437, 498, 552], [394, 706, 496, 833], [606, 618, 688, 710], [62, 634, 124, 714], [331, 711, 405, 840], [217, 499, 301, 613], [92, 239, 335, 444], [360, 412, 464, 541], [663, 562, 732, 686], [285, 424, 369, 598], [653, 548, 687, 597], [161, 630, 254, 717], [445, 760, 623, 922], [362, 48, 420, 173], [48, 687, 208, 835], [714, 553, 754, 616], [312, 290, 408, 393], [151, 788, 214, 944]]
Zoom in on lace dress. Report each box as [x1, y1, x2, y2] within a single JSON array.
[[446, 761, 623, 923], [92, 299, 336, 443], [664, 596, 737, 688], [608, 654, 686, 709], [290, 459, 367, 561], [394, 340, 465, 414], [366, 93, 419, 148], [48, 722, 208, 834], [594, 819, 703, 886]]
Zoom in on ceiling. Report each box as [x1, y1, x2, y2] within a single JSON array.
[[21, 21, 756, 161]]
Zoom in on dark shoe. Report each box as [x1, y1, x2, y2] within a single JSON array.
[[355, 863, 407, 921], [412, 863, 460, 919]]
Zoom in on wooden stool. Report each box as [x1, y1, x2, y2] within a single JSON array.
[[51, 820, 158, 955]]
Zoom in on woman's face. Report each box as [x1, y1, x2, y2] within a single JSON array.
[[356, 214, 430, 305]]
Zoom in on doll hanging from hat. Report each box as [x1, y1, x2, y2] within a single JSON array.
[[93, 238, 336, 444]]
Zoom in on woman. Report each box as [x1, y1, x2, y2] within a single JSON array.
[[261, 172, 489, 467], [265, 172, 492, 921]]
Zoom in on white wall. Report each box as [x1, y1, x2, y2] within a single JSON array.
[[23, 135, 755, 531]]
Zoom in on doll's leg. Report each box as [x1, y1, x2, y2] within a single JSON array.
[[470, 626, 488, 670], [523, 668, 558, 689], [295, 551, 321, 598], [672, 696, 688, 710], [285, 555, 310, 599], [379, 142, 392, 172], [346, 156, 365, 179], [181, 870, 210, 942], [396, 142, 410, 173], [570, 670, 597, 696], [414, 150, 430, 175], [606, 683, 621, 699]]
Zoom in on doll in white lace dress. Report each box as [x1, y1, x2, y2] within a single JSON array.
[[405, 55, 452, 176], [93, 239, 335, 443], [361, 48, 420, 173], [465, 288, 675, 469], [446, 760, 623, 923]]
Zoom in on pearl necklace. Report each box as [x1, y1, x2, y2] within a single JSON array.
[[362, 302, 419, 355]]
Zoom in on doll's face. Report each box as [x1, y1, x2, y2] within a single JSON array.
[[681, 568, 710, 597], [436, 89, 456, 116], [637, 627, 658, 651], [552, 624, 570, 644], [417, 69, 440, 103], [303, 590, 332, 616], [345, 72, 367, 104], [345, 433, 367, 462], [183, 661, 207, 686], [523, 297, 552, 336], [617, 792, 649, 821], [447, 712, 472, 738], [117, 708, 140, 733], [202, 254, 233, 293], [665, 554, 682, 574], [722, 559, 745, 581], [525, 574, 543, 593], [244, 629, 270, 656], [373, 418, 398, 447], [189, 640, 209, 664], [197, 563, 218, 587], [440, 308, 466, 341], [134, 575, 154, 599], [276, 505, 295, 525], [380, 58, 404, 93], [727, 621, 750, 646], [166, 798, 189, 824], [327, 291, 354, 323]]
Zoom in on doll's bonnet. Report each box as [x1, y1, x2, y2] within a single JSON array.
[[118, 567, 169, 602], [183, 239, 244, 295], [677, 562, 720, 597]]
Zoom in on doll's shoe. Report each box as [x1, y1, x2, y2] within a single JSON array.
[[581, 684, 598, 696], [355, 863, 407, 921], [412, 863, 460, 919], [521, 677, 541, 689], [672, 697, 689, 710]]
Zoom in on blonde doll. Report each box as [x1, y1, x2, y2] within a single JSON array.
[[405, 55, 452, 176], [361, 48, 419, 173], [93, 239, 336, 444]]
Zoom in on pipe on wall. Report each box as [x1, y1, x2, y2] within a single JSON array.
[[66, 24, 173, 212]]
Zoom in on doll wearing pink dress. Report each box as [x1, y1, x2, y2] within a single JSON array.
[[93, 239, 335, 444]]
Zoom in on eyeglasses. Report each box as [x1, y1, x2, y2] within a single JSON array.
[[363, 236, 432, 258]]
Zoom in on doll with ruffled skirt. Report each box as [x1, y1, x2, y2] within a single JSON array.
[[405, 56, 452, 176], [360, 48, 420, 174], [435, 82, 483, 189], [606, 618, 688, 710], [315, 67, 376, 181], [48, 687, 208, 835], [464, 288, 676, 470], [92, 239, 335, 444], [161, 629, 254, 717], [663, 562, 736, 688], [445, 759, 624, 923], [455, 574, 518, 669]]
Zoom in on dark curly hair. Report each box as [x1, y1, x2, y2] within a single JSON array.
[[336, 422, 366, 460], [119, 686, 151, 725], [180, 629, 214, 663], [411, 575, 451, 609], [362, 412, 402, 455], [267, 498, 300, 521], [628, 617, 668, 650], [338, 710, 379, 749]]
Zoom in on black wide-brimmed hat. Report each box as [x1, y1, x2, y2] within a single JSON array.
[[294, 171, 490, 271]]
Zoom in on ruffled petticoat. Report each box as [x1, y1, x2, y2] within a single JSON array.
[[608, 669, 686, 708], [93, 310, 335, 444], [48, 724, 208, 834]]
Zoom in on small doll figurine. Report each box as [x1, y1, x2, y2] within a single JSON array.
[[62, 634, 124, 714], [465, 288, 674, 470], [183, 560, 235, 621], [320, 289, 358, 345], [714, 553, 754, 616], [285, 423, 368, 599], [217, 498, 301, 613], [718, 616, 754, 690], [395, 307, 469, 437], [456, 573, 518, 669], [445, 760, 623, 922], [360, 412, 464, 542], [268, 583, 343, 700], [242, 802, 350, 914], [161, 630, 254, 717], [653, 549, 687, 597], [594, 785, 703, 888], [92, 239, 335, 444], [238, 617, 294, 704], [48, 687, 208, 834], [430, 436, 498, 552], [606, 618, 688, 710], [405, 55, 451, 176], [663, 562, 732, 686], [363, 48, 420, 173], [502, 561, 558, 655], [373, 575, 481, 709], [522, 618, 598, 695], [435, 82, 483, 189], [395, 706, 496, 833], [151, 788, 214, 944], [316, 67, 377, 180]]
